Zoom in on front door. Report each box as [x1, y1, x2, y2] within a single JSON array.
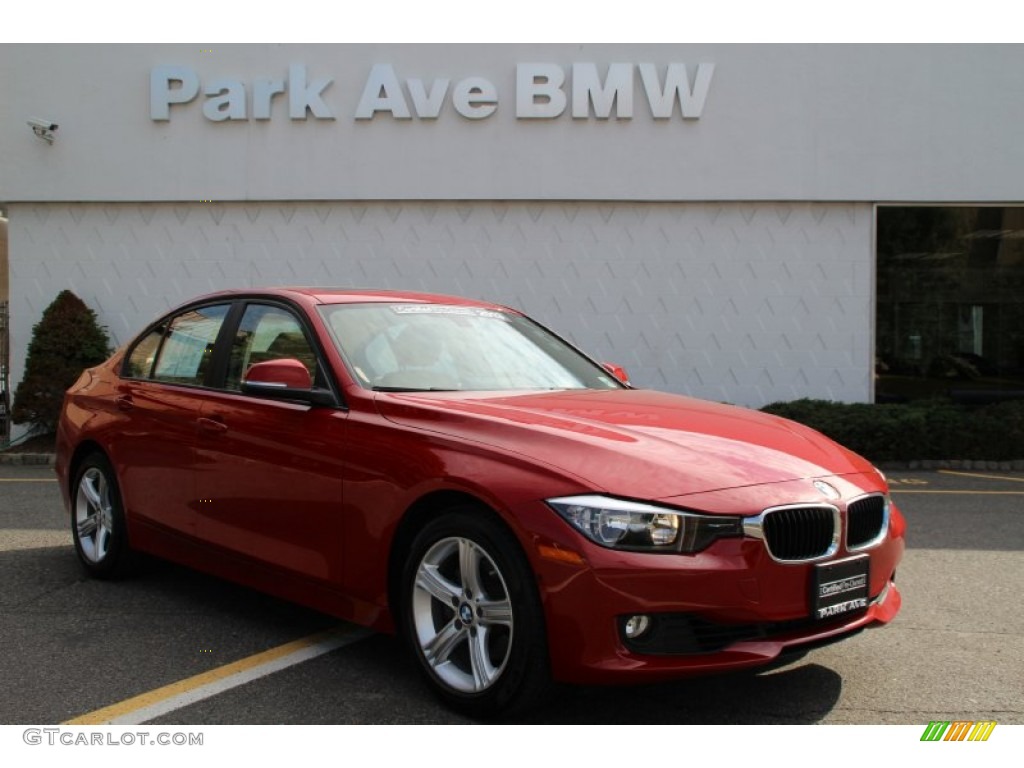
[[194, 303, 347, 584]]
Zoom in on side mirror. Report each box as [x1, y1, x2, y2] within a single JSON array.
[[602, 362, 631, 386], [241, 359, 336, 406]]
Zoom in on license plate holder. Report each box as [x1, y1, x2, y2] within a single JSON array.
[[812, 555, 870, 620]]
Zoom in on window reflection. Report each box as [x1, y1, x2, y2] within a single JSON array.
[[876, 206, 1024, 403]]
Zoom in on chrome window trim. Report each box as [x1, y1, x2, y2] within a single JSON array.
[[846, 492, 891, 552], [743, 503, 841, 564]]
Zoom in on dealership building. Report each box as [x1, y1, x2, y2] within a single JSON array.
[[2, 44, 1023, 440]]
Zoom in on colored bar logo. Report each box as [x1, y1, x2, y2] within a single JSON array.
[[921, 721, 997, 742]]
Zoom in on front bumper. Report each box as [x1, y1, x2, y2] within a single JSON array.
[[521, 486, 905, 685]]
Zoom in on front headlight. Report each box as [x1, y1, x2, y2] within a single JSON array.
[[547, 495, 742, 553]]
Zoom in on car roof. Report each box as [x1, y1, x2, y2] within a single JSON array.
[[195, 287, 514, 310]]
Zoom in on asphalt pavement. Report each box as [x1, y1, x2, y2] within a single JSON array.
[[1, 465, 1021, 725]]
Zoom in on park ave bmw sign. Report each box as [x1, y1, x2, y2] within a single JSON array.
[[150, 62, 715, 123]]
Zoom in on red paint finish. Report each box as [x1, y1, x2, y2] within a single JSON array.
[[56, 288, 904, 696]]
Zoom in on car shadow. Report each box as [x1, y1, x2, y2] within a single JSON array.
[[510, 663, 844, 724], [321, 632, 845, 724], [1, 546, 843, 725]]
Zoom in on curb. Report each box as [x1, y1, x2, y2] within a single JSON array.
[[0, 453, 56, 466]]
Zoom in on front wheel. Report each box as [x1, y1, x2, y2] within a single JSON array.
[[71, 453, 133, 579], [400, 509, 551, 718]]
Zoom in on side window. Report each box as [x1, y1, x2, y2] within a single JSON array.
[[125, 326, 165, 379], [146, 305, 230, 386], [226, 305, 319, 391]]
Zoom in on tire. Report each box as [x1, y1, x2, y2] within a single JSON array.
[[71, 453, 133, 579], [400, 508, 551, 718]]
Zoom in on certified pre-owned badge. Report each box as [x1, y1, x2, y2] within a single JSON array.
[[813, 555, 870, 620], [813, 479, 840, 500]]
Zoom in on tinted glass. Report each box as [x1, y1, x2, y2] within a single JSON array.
[[150, 305, 230, 386], [876, 206, 1024, 403], [226, 304, 319, 390], [125, 326, 164, 379]]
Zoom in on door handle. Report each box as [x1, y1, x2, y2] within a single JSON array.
[[197, 416, 228, 435], [115, 394, 133, 412]]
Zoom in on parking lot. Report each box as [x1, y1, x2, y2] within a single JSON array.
[[1, 464, 1022, 725]]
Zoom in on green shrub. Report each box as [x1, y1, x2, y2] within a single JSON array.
[[760, 398, 1024, 462], [12, 290, 111, 434]]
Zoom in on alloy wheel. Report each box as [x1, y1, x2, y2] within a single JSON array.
[[75, 466, 115, 564], [410, 536, 515, 694]]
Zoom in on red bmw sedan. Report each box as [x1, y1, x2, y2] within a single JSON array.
[[56, 288, 904, 717]]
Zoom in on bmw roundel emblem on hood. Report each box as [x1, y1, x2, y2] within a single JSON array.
[[813, 479, 841, 500]]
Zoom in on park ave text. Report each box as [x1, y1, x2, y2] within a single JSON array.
[[150, 63, 715, 123]]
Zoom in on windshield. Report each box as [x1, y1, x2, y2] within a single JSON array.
[[319, 303, 624, 392]]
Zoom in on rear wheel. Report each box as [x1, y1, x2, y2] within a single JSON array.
[[72, 453, 133, 579], [401, 509, 550, 718]]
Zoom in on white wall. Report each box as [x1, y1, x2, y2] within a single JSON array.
[[7, 200, 873, 409], [2, 44, 1023, 203], [8, 44, 1020, 424]]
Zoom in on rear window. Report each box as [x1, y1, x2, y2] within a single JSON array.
[[124, 304, 230, 386]]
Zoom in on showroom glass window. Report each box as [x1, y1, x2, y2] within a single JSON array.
[[876, 206, 1024, 403]]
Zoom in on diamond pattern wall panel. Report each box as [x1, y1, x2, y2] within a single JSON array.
[[7, 201, 873, 408]]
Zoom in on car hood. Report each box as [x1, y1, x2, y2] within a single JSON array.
[[374, 389, 872, 499]]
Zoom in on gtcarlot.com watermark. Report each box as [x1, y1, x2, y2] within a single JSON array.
[[23, 728, 203, 747]]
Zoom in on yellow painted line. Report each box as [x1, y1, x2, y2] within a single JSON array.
[[938, 470, 1024, 483], [63, 625, 369, 725]]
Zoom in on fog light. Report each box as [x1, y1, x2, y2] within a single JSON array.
[[624, 615, 651, 639]]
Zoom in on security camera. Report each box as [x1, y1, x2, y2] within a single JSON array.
[[28, 117, 58, 131], [27, 117, 58, 144]]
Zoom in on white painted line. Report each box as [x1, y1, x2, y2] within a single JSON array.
[[0, 529, 72, 552], [65, 625, 371, 725]]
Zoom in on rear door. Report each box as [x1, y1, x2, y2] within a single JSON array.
[[113, 302, 233, 539]]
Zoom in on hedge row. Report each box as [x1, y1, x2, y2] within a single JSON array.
[[759, 398, 1024, 463]]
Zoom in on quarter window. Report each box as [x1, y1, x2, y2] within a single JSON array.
[[125, 326, 164, 379]]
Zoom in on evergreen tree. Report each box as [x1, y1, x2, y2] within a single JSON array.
[[12, 290, 111, 434]]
